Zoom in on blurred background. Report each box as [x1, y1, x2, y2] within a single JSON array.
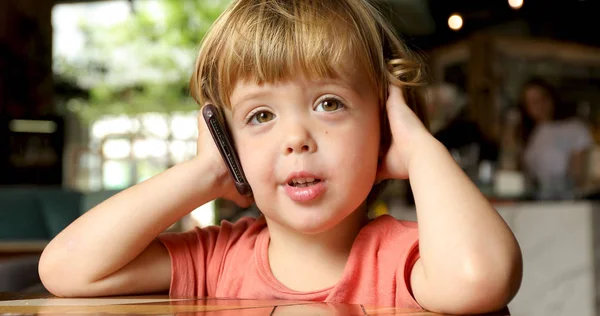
[[1, 0, 600, 315]]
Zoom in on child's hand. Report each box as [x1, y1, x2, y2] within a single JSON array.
[[376, 84, 433, 181], [196, 107, 254, 208]]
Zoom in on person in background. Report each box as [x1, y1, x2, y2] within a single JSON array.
[[519, 77, 593, 199], [427, 84, 498, 180], [402, 83, 499, 205]]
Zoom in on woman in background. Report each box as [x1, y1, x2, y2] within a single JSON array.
[[520, 78, 593, 199]]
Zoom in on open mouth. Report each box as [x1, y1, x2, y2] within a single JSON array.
[[287, 178, 322, 187]]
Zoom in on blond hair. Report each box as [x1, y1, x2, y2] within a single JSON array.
[[189, 0, 427, 125]]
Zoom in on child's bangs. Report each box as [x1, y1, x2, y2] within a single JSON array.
[[193, 0, 379, 110], [225, 16, 367, 94]]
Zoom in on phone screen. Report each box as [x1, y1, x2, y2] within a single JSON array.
[[202, 104, 252, 196]]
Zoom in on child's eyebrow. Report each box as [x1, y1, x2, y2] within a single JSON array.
[[232, 90, 272, 108], [314, 78, 355, 92], [312, 78, 365, 98], [230, 77, 362, 112]]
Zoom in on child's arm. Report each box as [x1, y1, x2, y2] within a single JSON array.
[[379, 85, 522, 314], [39, 114, 251, 297]]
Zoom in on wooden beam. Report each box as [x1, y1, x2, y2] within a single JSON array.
[[467, 33, 496, 140], [493, 36, 600, 65]]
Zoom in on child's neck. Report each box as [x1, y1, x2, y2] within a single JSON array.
[[265, 206, 368, 291]]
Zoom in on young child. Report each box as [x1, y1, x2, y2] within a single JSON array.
[[39, 0, 522, 314]]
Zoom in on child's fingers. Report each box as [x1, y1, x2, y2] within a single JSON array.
[[386, 83, 427, 136], [385, 84, 410, 130], [196, 111, 204, 155], [196, 106, 215, 155], [387, 84, 407, 108]]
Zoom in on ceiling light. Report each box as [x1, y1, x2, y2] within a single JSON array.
[[448, 14, 463, 31], [509, 0, 524, 9]]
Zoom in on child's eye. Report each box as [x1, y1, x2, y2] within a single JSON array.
[[315, 98, 345, 112], [247, 110, 275, 124]]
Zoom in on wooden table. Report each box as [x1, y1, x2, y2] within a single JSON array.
[[0, 293, 509, 315], [0, 241, 47, 259]]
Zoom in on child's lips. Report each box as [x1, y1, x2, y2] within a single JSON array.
[[284, 171, 323, 185], [283, 180, 326, 202]]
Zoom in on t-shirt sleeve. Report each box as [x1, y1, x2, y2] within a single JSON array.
[[395, 220, 422, 309], [157, 225, 220, 298], [157, 217, 258, 298]]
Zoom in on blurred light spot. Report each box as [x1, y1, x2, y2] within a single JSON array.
[[103, 160, 131, 189], [171, 114, 197, 140], [9, 120, 57, 134], [92, 116, 137, 138], [141, 113, 169, 138], [509, 0, 524, 9], [191, 201, 216, 228], [448, 14, 463, 31], [133, 139, 167, 158], [103, 139, 131, 159], [170, 140, 195, 164]]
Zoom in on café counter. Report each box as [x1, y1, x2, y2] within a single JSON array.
[[390, 200, 600, 316]]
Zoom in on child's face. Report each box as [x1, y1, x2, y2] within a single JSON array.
[[227, 67, 381, 234]]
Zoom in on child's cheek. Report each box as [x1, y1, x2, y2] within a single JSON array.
[[237, 142, 270, 189], [236, 144, 253, 179]]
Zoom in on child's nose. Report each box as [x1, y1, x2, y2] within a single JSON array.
[[282, 122, 317, 155]]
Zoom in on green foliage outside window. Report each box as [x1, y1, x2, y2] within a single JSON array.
[[54, 0, 231, 123]]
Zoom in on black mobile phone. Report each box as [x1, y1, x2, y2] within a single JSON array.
[[202, 104, 252, 196]]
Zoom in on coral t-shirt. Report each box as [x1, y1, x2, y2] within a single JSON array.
[[158, 214, 421, 309]]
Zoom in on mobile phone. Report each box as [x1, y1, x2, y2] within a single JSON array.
[[202, 104, 252, 196]]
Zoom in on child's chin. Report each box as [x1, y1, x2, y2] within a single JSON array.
[[259, 197, 361, 234], [292, 222, 334, 235], [282, 213, 347, 235]]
